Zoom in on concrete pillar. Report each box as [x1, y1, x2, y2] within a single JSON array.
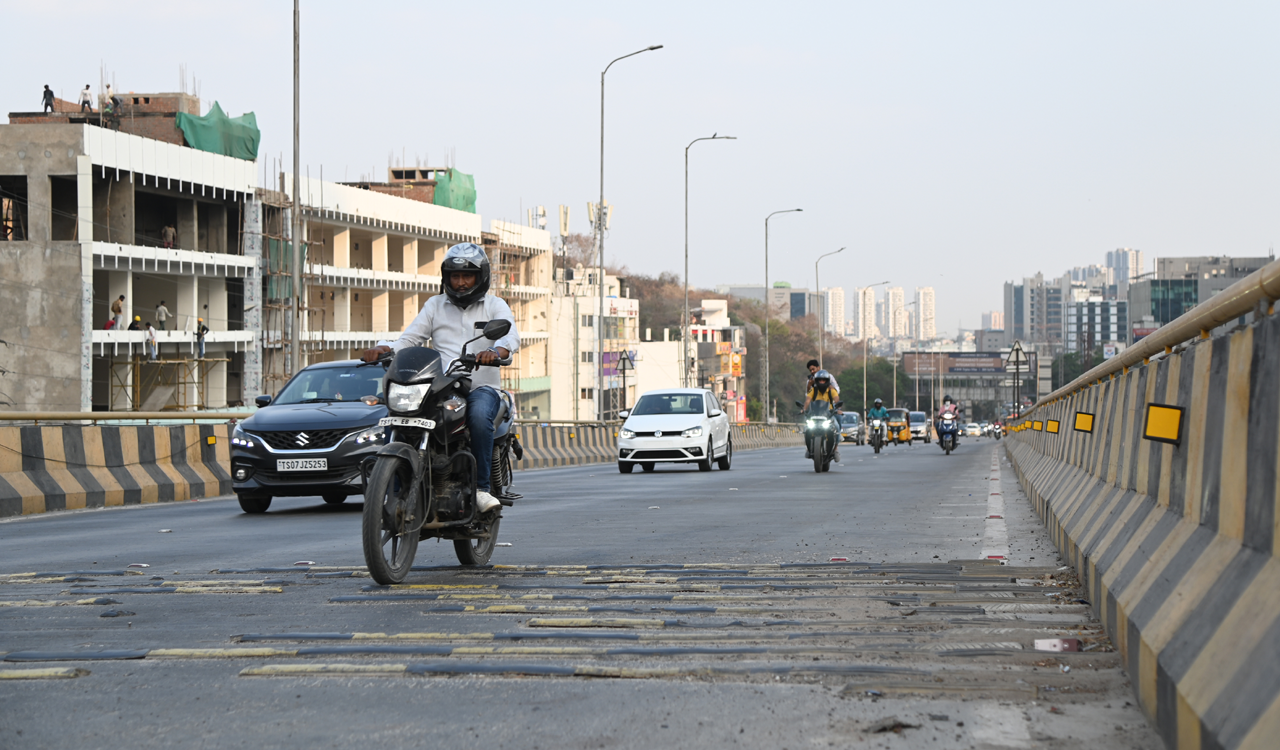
[[176, 199, 197, 251], [207, 360, 228, 408], [402, 239, 417, 276], [419, 240, 445, 275], [372, 291, 389, 333], [403, 293, 419, 327], [334, 287, 351, 332], [332, 229, 350, 267], [78, 157, 95, 412], [26, 170, 52, 241], [372, 233, 388, 272], [108, 175, 135, 245], [111, 362, 134, 410], [208, 204, 228, 254], [107, 271, 133, 330], [176, 274, 199, 335], [204, 277, 227, 331]]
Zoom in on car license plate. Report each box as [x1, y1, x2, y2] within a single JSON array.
[[276, 458, 327, 472], [379, 417, 436, 429]]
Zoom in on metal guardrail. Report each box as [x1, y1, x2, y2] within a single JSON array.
[[0, 412, 246, 425], [1029, 257, 1280, 412]]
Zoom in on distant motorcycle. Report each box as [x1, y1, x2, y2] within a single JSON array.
[[868, 418, 886, 454], [993, 424, 1003, 441], [937, 413, 960, 455], [798, 399, 842, 473]]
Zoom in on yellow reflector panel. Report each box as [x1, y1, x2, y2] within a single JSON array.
[[1047, 420, 1060, 434], [1144, 403, 1183, 445], [206, 436, 217, 445], [1033, 421, 1043, 431], [1074, 412, 1094, 433]]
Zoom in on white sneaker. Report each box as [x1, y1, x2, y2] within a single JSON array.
[[476, 490, 501, 513]]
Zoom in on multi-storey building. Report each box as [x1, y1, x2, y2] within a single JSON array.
[[913, 286, 936, 341], [852, 286, 878, 341], [822, 286, 845, 334], [1066, 298, 1128, 354], [886, 286, 907, 338], [547, 265, 637, 421], [1106, 248, 1145, 285]]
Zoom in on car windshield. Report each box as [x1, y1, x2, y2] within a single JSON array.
[[273, 363, 384, 405], [909, 411, 927, 424], [631, 393, 704, 416], [840, 414, 860, 426]]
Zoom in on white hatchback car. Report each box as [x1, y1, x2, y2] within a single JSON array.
[[616, 389, 732, 473]]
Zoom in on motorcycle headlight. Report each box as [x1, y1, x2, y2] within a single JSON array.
[[619, 428, 636, 439], [231, 426, 256, 449], [871, 419, 881, 427], [443, 395, 466, 413], [387, 382, 431, 413], [681, 426, 703, 438], [806, 418, 829, 428], [353, 427, 385, 445]]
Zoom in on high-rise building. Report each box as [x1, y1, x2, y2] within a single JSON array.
[[913, 287, 936, 341], [887, 287, 907, 338], [822, 287, 845, 333], [1066, 298, 1128, 353], [1106, 248, 1145, 285], [854, 287, 878, 340], [981, 310, 1004, 330]]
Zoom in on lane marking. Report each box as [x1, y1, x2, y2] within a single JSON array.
[[0, 667, 90, 679], [0, 597, 120, 607], [239, 661, 924, 680], [980, 447, 1009, 561]]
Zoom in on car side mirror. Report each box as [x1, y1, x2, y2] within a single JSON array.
[[483, 319, 512, 340], [618, 410, 630, 419], [254, 395, 272, 408], [709, 409, 722, 417], [834, 401, 844, 410]]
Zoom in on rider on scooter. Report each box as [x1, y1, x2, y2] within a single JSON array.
[[802, 370, 840, 459], [361, 243, 520, 514]]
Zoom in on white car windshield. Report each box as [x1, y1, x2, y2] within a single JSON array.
[[631, 394, 704, 416]]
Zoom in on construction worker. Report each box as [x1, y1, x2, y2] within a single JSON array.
[[196, 318, 209, 358]]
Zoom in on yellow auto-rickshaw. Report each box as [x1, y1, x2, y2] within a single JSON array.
[[886, 408, 912, 445]]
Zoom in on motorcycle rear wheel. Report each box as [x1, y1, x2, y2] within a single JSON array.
[[361, 456, 420, 585], [455, 517, 500, 566]]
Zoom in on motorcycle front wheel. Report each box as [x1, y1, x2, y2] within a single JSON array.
[[361, 455, 420, 585], [813, 437, 825, 473], [455, 517, 500, 566]]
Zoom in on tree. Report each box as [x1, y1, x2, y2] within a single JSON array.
[[1050, 348, 1105, 390], [835, 357, 913, 414]]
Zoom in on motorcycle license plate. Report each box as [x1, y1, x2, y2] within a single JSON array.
[[379, 417, 437, 430], [276, 458, 327, 472]]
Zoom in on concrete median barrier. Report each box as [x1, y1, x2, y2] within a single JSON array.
[[1005, 309, 1280, 750], [512, 422, 803, 470], [0, 424, 232, 517]]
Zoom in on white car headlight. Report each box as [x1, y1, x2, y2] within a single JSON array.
[[353, 427, 385, 445], [231, 426, 256, 449], [619, 428, 636, 439], [387, 382, 431, 413], [681, 426, 703, 438]]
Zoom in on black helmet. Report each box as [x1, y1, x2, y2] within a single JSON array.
[[812, 369, 832, 390], [943, 394, 954, 404], [440, 243, 491, 309]]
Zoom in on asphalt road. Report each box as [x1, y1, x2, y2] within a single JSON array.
[[0, 439, 1161, 749]]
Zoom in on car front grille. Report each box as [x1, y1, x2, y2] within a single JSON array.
[[254, 428, 349, 451], [628, 449, 690, 460]]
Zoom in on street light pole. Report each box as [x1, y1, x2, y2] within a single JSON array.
[[814, 247, 845, 369], [684, 134, 735, 387], [596, 44, 662, 420], [858, 280, 891, 419], [764, 209, 802, 422], [290, 0, 303, 378]]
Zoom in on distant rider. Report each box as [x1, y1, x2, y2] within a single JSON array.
[[361, 243, 520, 513], [866, 397, 890, 443], [937, 395, 961, 440], [802, 369, 841, 459]]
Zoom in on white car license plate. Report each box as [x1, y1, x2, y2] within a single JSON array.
[[379, 417, 436, 429], [276, 458, 328, 472]]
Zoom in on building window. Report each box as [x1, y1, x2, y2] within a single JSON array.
[[581, 314, 594, 328], [580, 351, 594, 363], [580, 388, 594, 400]]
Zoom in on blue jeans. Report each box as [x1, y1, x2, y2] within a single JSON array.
[[467, 386, 502, 492]]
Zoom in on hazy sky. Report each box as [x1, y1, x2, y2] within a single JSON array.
[[8, 1, 1278, 336]]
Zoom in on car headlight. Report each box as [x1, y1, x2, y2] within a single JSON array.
[[231, 426, 256, 449], [353, 427, 385, 445], [619, 428, 635, 439], [387, 382, 431, 413], [681, 426, 703, 438]]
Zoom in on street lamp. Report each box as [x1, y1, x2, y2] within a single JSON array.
[[859, 280, 890, 420], [596, 44, 663, 420], [764, 208, 802, 422], [683, 133, 736, 387], [814, 247, 845, 369]]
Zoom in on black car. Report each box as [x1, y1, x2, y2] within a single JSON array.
[[231, 359, 387, 513]]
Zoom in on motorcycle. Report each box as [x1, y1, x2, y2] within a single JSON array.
[[868, 418, 885, 454], [360, 319, 521, 584], [937, 413, 960, 455], [993, 424, 1003, 441], [798, 399, 842, 473]]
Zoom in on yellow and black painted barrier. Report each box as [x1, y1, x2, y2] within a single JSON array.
[[1005, 264, 1280, 750], [0, 423, 232, 518]]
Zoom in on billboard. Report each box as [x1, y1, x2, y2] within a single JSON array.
[[902, 351, 1038, 377]]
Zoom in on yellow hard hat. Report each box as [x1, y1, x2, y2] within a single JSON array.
[[198, 317, 204, 322], [134, 315, 141, 321]]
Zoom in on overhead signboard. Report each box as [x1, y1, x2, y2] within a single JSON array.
[[902, 351, 1038, 377]]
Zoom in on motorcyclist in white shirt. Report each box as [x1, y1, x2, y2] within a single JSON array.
[[361, 243, 519, 513]]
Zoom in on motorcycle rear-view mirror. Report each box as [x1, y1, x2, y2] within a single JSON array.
[[834, 401, 844, 410], [483, 319, 512, 340], [794, 400, 804, 409]]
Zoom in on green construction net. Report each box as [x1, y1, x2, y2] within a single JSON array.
[[433, 169, 476, 213], [266, 238, 305, 299], [175, 102, 261, 160]]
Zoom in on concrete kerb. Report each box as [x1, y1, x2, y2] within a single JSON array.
[[1004, 307, 1280, 750], [511, 422, 804, 471]]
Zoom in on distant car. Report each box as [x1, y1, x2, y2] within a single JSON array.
[[839, 412, 863, 444], [965, 422, 983, 437], [909, 411, 930, 443], [617, 389, 732, 473], [230, 359, 388, 513]]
